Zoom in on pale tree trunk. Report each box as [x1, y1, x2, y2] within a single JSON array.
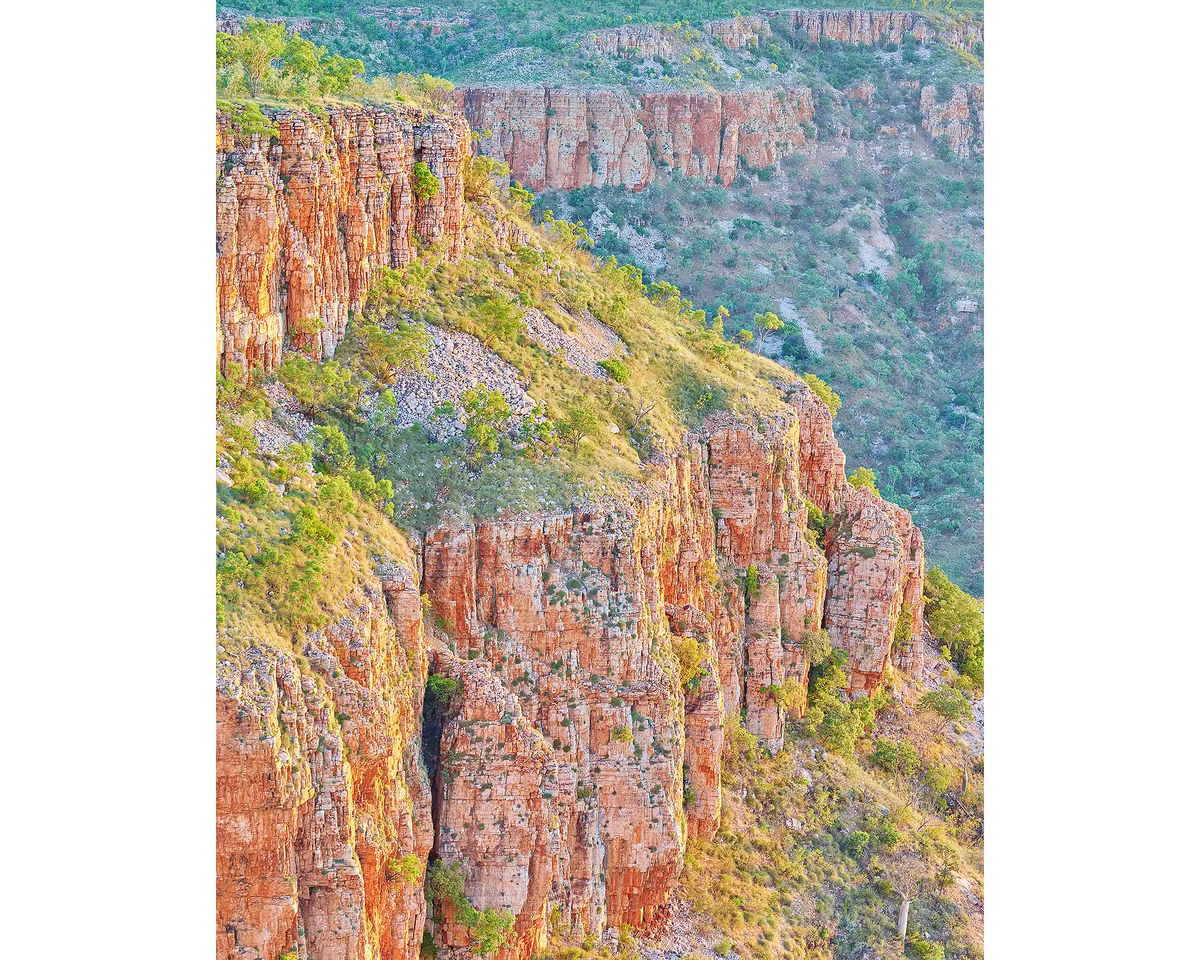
[[897, 897, 911, 942]]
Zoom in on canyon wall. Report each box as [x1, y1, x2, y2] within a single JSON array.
[[217, 554, 432, 960], [768, 8, 983, 51], [216, 105, 470, 374], [457, 86, 814, 192], [217, 381, 925, 960], [920, 83, 985, 158]]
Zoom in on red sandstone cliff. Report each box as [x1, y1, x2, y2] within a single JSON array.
[[216, 379, 926, 959], [217, 555, 432, 960], [457, 86, 814, 192], [216, 105, 470, 373]]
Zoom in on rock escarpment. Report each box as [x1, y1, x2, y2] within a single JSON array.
[[217, 556, 432, 960], [577, 24, 675, 59], [216, 105, 470, 373], [920, 83, 985, 158], [768, 8, 983, 51], [703, 16, 770, 50], [457, 87, 814, 192], [216, 382, 926, 960]]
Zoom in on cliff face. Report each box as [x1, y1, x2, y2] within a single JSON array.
[[216, 105, 470, 373], [578, 24, 675, 59], [920, 83, 985, 158], [216, 381, 926, 960], [458, 87, 813, 191], [824, 489, 925, 694], [703, 16, 770, 50], [216, 556, 432, 960], [769, 8, 983, 51]]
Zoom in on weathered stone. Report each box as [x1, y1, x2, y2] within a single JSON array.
[[458, 87, 814, 191], [216, 105, 470, 374], [215, 382, 926, 958]]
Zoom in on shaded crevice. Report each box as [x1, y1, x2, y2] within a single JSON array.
[[421, 654, 448, 864]]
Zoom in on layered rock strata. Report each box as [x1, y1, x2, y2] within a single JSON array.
[[216, 105, 470, 373], [216, 556, 432, 960], [216, 383, 926, 960], [769, 8, 983, 51], [457, 87, 814, 192], [703, 16, 770, 50]]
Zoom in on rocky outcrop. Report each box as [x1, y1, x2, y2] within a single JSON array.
[[843, 80, 877, 104], [458, 86, 814, 191], [216, 14, 340, 35], [216, 105, 470, 373], [769, 8, 983, 51], [823, 488, 925, 695], [216, 556, 431, 960], [703, 16, 769, 50], [919, 83, 985, 158], [216, 382, 925, 959], [578, 24, 675, 59]]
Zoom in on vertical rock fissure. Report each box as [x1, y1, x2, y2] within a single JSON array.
[[421, 663, 447, 864]]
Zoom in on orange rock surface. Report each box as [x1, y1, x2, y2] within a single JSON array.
[[768, 8, 983, 51], [216, 105, 469, 374], [702, 16, 770, 50], [216, 557, 432, 960], [215, 383, 926, 958]]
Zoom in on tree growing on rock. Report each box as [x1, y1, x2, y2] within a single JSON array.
[[412, 161, 440, 201], [847, 466, 881, 496], [462, 386, 511, 462]]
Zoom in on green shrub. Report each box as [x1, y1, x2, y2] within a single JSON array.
[[427, 673, 464, 707], [612, 725, 633, 743], [918, 687, 973, 727], [744, 563, 760, 600], [843, 830, 870, 859], [672, 634, 706, 690], [413, 161, 440, 201], [598, 357, 630, 382], [923, 567, 984, 685], [847, 466, 880, 496], [802, 373, 842, 417]]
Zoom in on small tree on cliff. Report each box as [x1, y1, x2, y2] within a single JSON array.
[[847, 466, 880, 496], [412, 161, 440, 202], [416, 73, 456, 110]]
